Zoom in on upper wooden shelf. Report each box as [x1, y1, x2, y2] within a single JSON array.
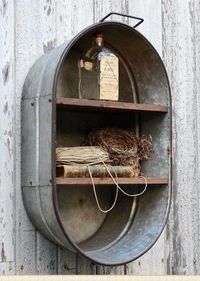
[[56, 177, 168, 187], [56, 97, 168, 113]]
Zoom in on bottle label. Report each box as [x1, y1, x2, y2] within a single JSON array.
[[100, 55, 119, 101]]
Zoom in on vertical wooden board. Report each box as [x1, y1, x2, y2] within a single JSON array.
[[14, 0, 38, 274], [194, 0, 200, 273], [126, 0, 165, 275], [0, 262, 15, 275], [93, 0, 129, 23], [129, 0, 162, 56], [97, 265, 125, 275], [57, 248, 77, 275], [0, 0, 15, 267], [93, 0, 111, 21], [56, 0, 93, 45], [35, 0, 57, 54], [56, 0, 93, 41], [36, 234, 57, 275], [55, 1, 69, 45], [15, 230, 36, 274], [76, 254, 96, 275], [162, 0, 199, 275], [126, 232, 165, 274], [15, 200, 37, 274]]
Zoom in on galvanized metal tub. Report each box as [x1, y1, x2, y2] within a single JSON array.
[[21, 20, 171, 265]]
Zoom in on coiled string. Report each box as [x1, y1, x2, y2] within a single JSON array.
[[88, 161, 147, 213]]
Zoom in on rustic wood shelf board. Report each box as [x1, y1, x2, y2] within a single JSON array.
[[56, 97, 168, 113], [56, 177, 168, 186]]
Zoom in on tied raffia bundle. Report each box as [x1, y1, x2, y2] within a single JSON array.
[[56, 146, 110, 165], [56, 146, 137, 177]]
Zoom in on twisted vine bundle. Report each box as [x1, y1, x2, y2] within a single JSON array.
[[84, 128, 153, 175]]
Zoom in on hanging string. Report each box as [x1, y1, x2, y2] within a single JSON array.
[[88, 160, 148, 213], [88, 165, 119, 213], [111, 166, 147, 197]]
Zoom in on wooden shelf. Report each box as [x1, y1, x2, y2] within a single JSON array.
[[56, 177, 168, 186], [56, 97, 168, 113]]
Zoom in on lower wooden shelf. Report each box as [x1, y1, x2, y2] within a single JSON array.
[[56, 177, 168, 187]]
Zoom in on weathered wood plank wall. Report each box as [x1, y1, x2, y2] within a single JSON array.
[[163, 0, 200, 275], [0, 0, 199, 275], [0, 0, 15, 275]]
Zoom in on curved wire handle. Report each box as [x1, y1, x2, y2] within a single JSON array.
[[100, 12, 144, 28]]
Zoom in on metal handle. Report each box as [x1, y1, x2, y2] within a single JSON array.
[[100, 12, 144, 28]]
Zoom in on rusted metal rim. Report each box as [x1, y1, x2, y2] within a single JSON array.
[[51, 21, 172, 266]]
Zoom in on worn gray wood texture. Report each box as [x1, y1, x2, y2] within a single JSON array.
[[0, 0, 199, 275], [162, 0, 200, 275], [0, 0, 15, 275]]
